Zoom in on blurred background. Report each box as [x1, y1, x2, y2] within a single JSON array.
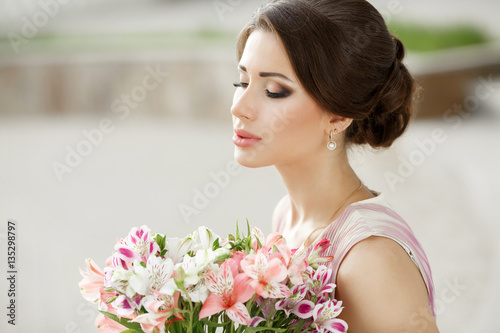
[[0, 0, 499, 331]]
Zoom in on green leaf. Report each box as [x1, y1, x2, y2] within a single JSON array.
[[120, 330, 140, 333], [246, 218, 251, 236], [212, 237, 220, 251], [256, 237, 263, 249], [200, 318, 231, 328], [99, 311, 143, 331], [236, 220, 240, 239], [292, 318, 307, 333], [106, 295, 118, 304], [246, 237, 252, 252], [154, 234, 165, 251]]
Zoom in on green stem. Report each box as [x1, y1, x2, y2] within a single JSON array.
[[246, 294, 256, 315], [181, 290, 195, 332], [265, 306, 277, 327]]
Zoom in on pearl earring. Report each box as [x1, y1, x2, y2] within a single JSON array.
[[327, 129, 337, 151]]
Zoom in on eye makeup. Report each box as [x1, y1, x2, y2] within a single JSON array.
[[265, 88, 291, 98], [233, 81, 292, 99]]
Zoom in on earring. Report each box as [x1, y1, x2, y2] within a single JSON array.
[[327, 129, 337, 151]]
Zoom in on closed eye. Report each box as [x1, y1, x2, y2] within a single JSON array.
[[233, 82, 248, 88], [234, 82, 291, 99], [266, 89, 290, 99]]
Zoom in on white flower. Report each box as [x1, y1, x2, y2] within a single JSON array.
[[177, 249, 219, 302], [109, 267, 135, 298], [185, 281, 210, 303], [188, 226, 220, 251], [182, 249, 213, 285], [129, 255, 175, 297], [164, 237, 194, 265]]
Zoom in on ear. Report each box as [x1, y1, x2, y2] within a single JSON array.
[[323, 113, 353, 136]]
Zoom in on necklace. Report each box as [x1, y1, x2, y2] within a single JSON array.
[[297, 181, 364, 252]]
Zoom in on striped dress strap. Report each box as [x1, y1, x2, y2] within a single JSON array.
[[319, 200, 436, 316]]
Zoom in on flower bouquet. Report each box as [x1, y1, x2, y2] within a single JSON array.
[[79, 222, 348, 333]]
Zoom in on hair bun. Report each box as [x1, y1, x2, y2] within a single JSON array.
[[393, 35, 405, 63], [351, 36, 416, 148]]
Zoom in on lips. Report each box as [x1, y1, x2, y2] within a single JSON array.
[[233, 129, 262, 147]]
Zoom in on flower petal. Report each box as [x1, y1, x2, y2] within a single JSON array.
[[292, 300, 315, 319], [263, 258, 288, 283], [325, 319, 348, 333], [199, 293, 227, 319], [233, 273, 254, 303], [250, 316, 265, 327], [226, 302, 251, 325]]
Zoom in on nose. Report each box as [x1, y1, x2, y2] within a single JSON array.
[[230, 88, 256, 121]]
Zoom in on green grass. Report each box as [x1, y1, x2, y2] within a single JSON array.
[[388, 22, 489, 52], [0, 29, 237, 56], [0, 24, 490, 57]]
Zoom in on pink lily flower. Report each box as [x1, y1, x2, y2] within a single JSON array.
[[275, 284, 315, 319], [111, 294, 141, 317], [250, 226, 266, 251], [249, 316, 266, 327], [305, 265, 336, 300], [229, 251, 246, 271], [199, 261, 254, 325], [287, 252, 308, 285], [113, 226, 159, 264], [307, 239, 334, 269], [132, 291, 182, 333], [79, 258, 116, 311], [79, 258, 105, 303], [240, 250, 291, 299], [95, 313, 128, 333], [255, 296, 278, 318], [312, 300, 348, 333], [263, 233, 291, 267]]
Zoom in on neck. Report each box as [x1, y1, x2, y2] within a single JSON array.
[[275, 148, 367, 229]]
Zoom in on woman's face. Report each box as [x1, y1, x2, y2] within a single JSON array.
[[231, 30, 330, 168]]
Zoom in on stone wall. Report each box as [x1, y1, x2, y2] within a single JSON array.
[[0, 49, 238, 119], [1, 42, 499, 119]]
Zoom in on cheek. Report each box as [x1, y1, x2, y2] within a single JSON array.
[[272, 100, 323, 146]]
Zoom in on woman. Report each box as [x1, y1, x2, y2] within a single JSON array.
[[230, 0, 438, 332]]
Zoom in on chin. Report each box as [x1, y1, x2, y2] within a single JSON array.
[[234, 149, 271, 168]]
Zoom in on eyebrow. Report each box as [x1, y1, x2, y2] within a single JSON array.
[[238, 64, 293, 83]]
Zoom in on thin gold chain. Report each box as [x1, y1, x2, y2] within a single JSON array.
[[298, 181, 364, 250]]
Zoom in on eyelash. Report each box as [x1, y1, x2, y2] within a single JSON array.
[[233, 82, 290, 99]]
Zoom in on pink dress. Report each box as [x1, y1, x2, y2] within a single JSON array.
[[276, 190, 435, 316]]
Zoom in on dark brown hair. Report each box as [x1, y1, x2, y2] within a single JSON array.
[[237, 0, 417, 148]]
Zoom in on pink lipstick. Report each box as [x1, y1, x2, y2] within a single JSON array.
[[233, 129, 262, 147]]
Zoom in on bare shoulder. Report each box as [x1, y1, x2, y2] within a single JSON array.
[[336, 236, 439, 333], [271, 194, 289, 233]]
